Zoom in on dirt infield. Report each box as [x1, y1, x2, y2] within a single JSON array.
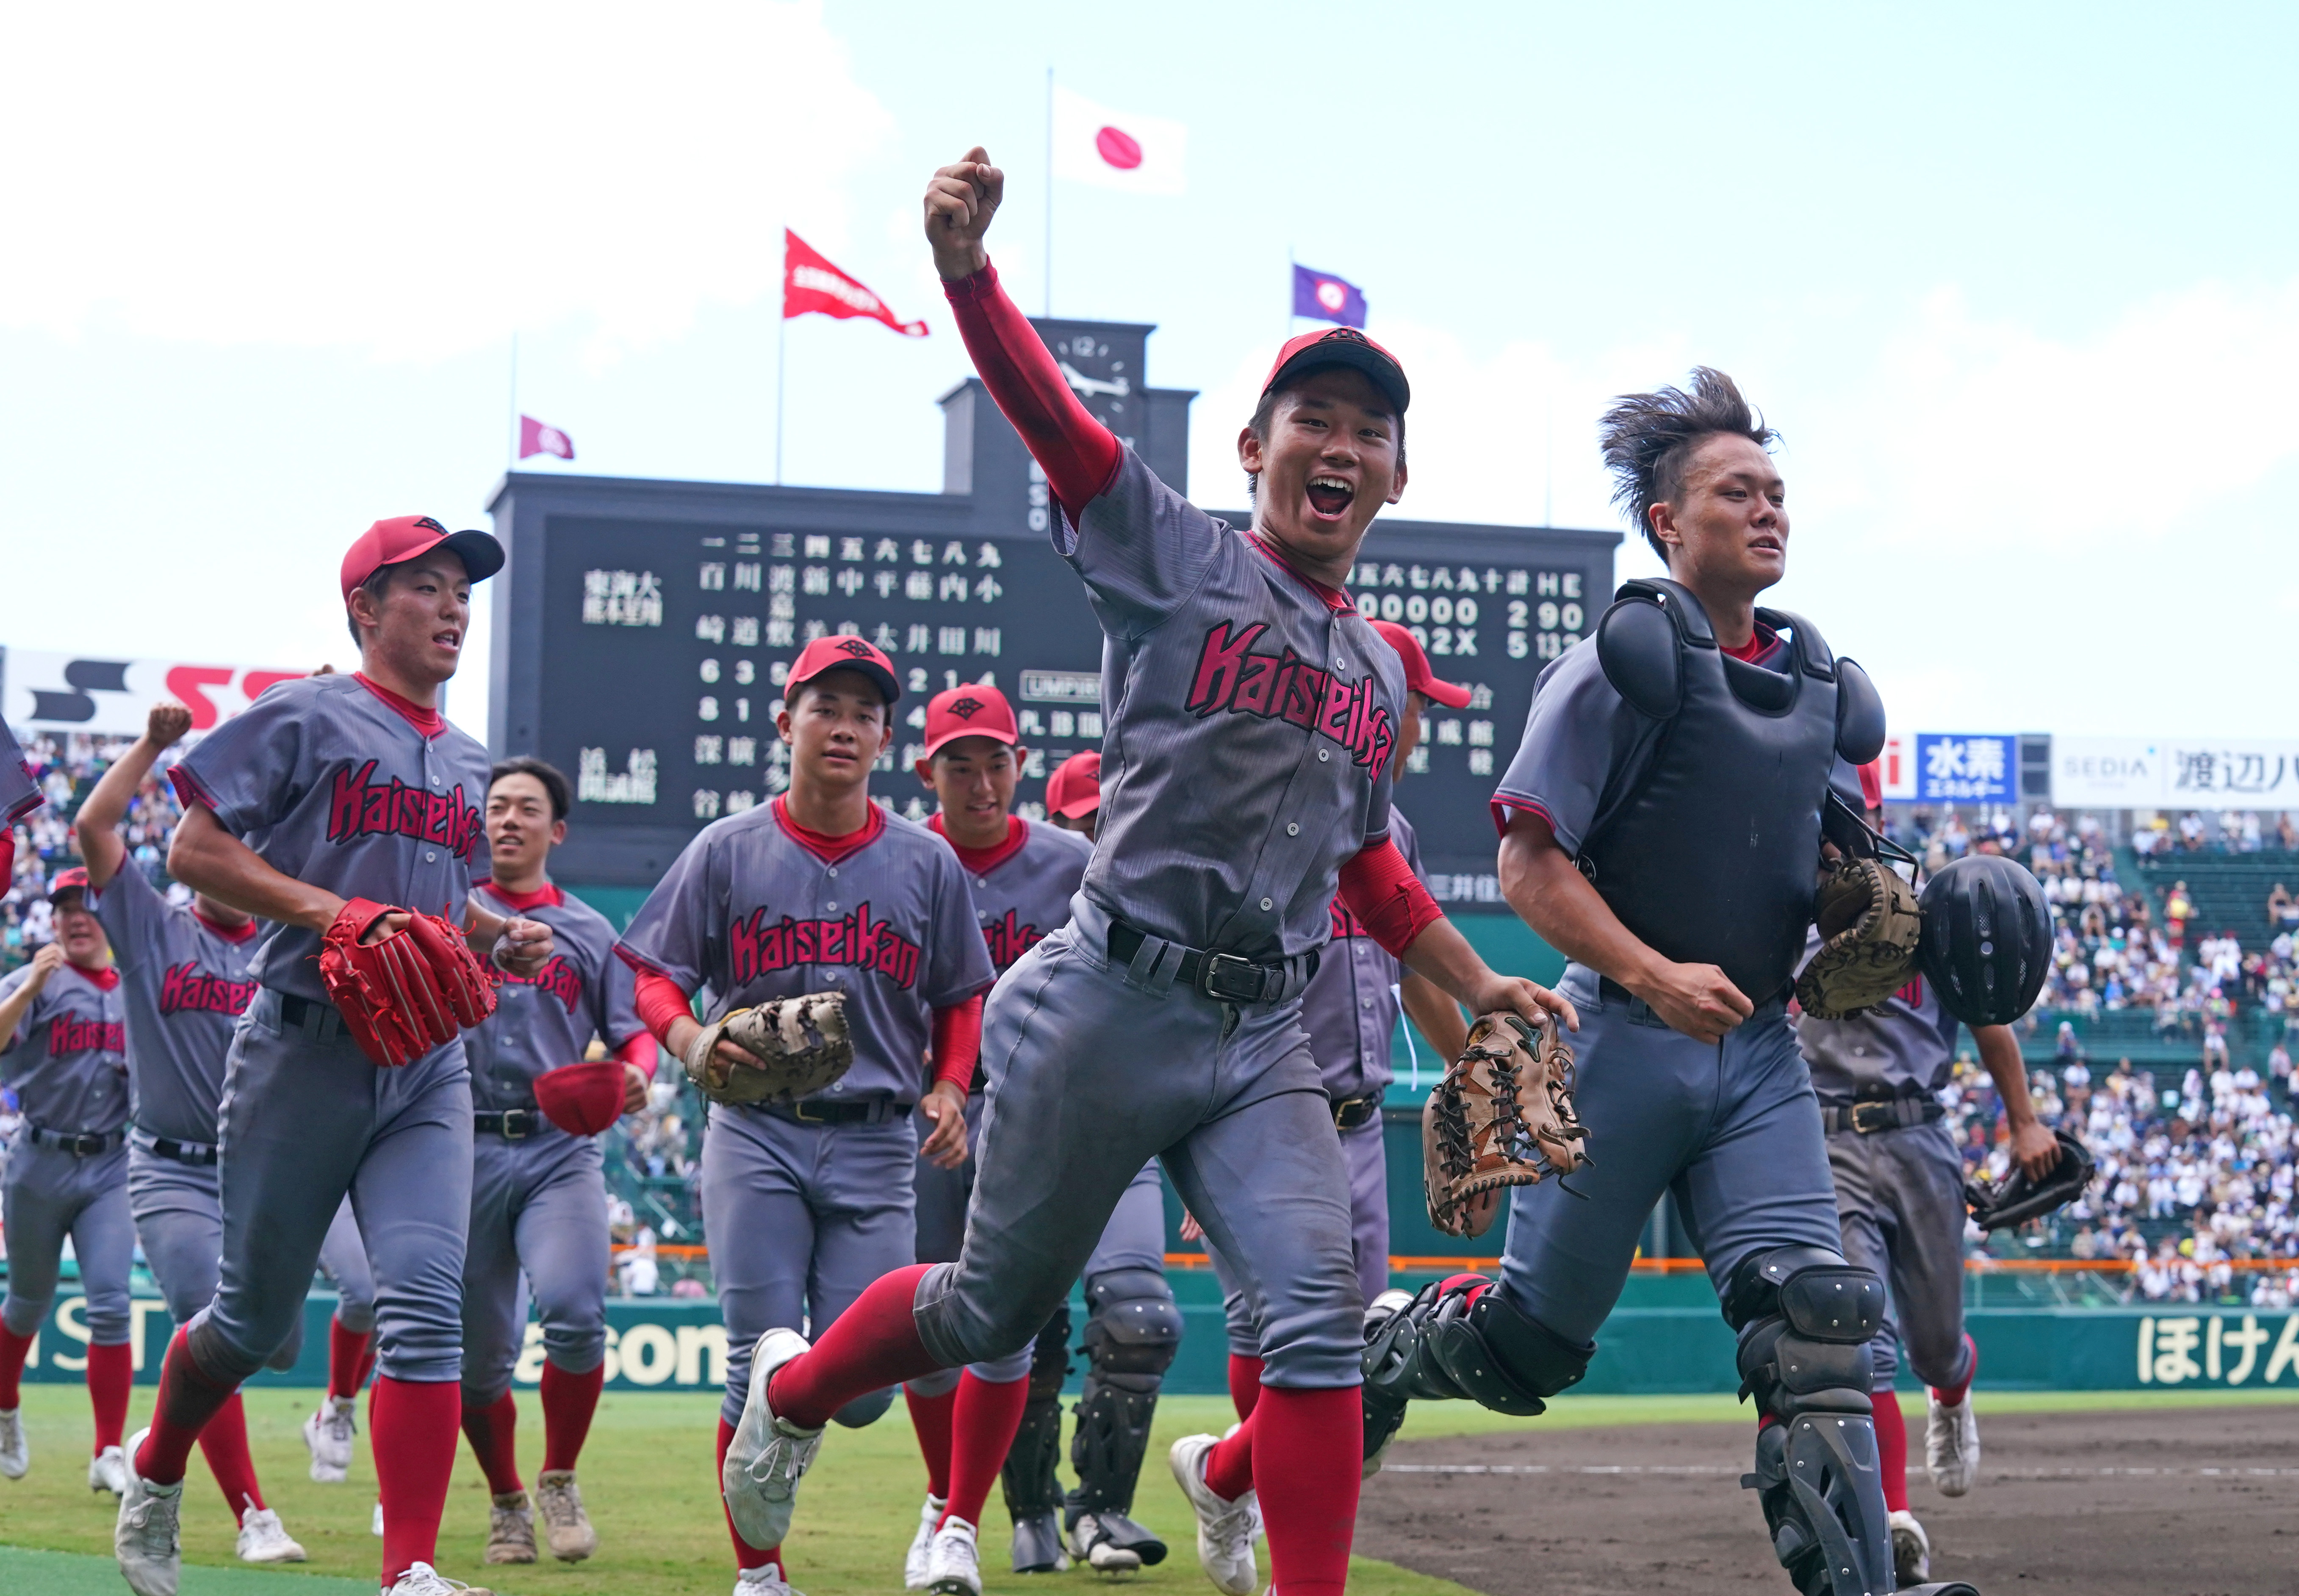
[[1357, 1401, 2299, 1596]]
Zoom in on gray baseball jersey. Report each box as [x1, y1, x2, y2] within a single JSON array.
[[0, 961, 129, 1133], [929, 815, 1094, 980], [1065, 451, 1405, 959], [169, 672, 491, 1002], [0, 718, 39, 829], [465, 882, 644, 1112], [1299, 808, 1426, 1103], [618, 799, 995, 1101], [89, 863, 260, 1144], [1795, 927, 1958, 1104]]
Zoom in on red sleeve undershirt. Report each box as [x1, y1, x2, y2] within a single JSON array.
[[634, 968, 694, 1049], [613, 1031, 659, 1081], [930, 993, 984, 1095], [1337, 836, 1444, 959], [943, 261, 1121, 526]]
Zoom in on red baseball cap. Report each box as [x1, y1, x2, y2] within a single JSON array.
[[1044, 751, 1101, 820], [1858, 761, 1885, 811], [47, 866, 89, 903], [785, 634, 901, 706], [1261, 326, 1410, 415], [1371, 620, 1472, 709], [922, 684, 1019, 758], [340, 515, 504, 602]]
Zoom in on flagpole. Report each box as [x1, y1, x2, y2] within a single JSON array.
[[1043, 66, 1055, 317], [775, 311, 787, 487], [506, 333, 518, 469]]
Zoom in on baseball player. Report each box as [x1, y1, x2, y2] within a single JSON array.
[[458, 755, 654, 1566], [1202, 620, 1468, 1423], [0, 717, 39, 913], [1359, 370, 1922, 1596], [73, 702, 306, 1563], [0, 868, 135, 1496], [615, 634, 996, 1596], [1796, 764, 2059, 1585], [304, 1195, 383, 1483], [1041, 752, 1101, 840], [113, 514, 553, 1596], [901, 686, 1181, 1582], [717, 147, 1569, 1596]]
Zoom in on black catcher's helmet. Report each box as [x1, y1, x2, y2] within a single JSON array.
[[1917, 853, 2050, 1026]]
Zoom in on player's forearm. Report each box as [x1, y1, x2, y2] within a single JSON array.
[[1976, 1024, 2035, 1126], [0, 980, 44, 1042], [943, 262, 1119, 520], [1497, 817, 1670, 993], [75, 737, 165, 888], [929, 993, 984, 1094], [167, 804, 344, 932], [1400, 970, 1470, 1063], [1397, 916, 1505, 1015]]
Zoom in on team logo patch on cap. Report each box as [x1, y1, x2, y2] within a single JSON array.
[[413, 515, 447, 535], [836, 638, 873, 658], [947, 697, 983, 719]]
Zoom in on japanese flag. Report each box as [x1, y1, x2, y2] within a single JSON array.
[[1052, 87, 1186, 196]]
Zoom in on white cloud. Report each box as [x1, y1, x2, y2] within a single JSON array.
[[0, 2, 890, 361]]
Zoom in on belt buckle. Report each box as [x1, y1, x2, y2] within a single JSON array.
[[502, 1112, 530, 1141], [1332, 1095, 1371, 1129], [1197, 952, 1265, 1004], [790, 1101, 829, 1124], [1850, 1101, 1896, 1134]]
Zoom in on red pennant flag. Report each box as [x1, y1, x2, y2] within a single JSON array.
[[783, 230, 928, 337], [519, 415, 574, 460]]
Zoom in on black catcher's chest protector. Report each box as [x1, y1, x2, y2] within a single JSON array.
[[1579, 579, 1882, 1005]]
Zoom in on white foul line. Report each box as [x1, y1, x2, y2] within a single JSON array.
[[1382, 1463, 2299, 1479]]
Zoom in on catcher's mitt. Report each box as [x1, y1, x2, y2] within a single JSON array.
[[1794, 857, 1924, 1020], [1965, 1129, 2095, 1231], [683, 991, 853, 1106], [1423, 1011, 1589, 1239], [319, 898, 498, 1068]]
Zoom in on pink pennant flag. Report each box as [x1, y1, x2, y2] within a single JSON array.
[[520, 415, 574, 461]]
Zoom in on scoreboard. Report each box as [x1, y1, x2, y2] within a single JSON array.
[[487, 315, 1619, 898]]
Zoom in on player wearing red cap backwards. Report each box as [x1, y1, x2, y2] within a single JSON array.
[[0, 867, 136, 1496], [113, 515, 554, 1596], [716, 147, 1572, 1596], [615, 635, 996, 1596]]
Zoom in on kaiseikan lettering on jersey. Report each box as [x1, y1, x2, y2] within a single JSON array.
[[89, 863, 259, 1144], [169, 672, 491, 1004], [617, 807, 994, 1101], [944, 819, 1093, 973], [466, 882, 645, 1115], [1063, 451, 1405, 959], [1298, 808, 1428, 1101], [0, 961, 129, 1134]]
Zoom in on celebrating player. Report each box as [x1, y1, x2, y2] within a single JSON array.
[[714, 147, 1570, 1596], [74, 701, 306, 1564], [1795, 762, 2059, 1584], [616, 635, 996, 1596], [458, 756, 656, 1566], [114, 514, 552, 1596], [0, 869, 134, 1495], [1360, 371, 1921, 1596]]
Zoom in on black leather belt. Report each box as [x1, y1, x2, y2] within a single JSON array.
[[1822, 1097, 1945, 1135], [130, 1128, 217, 1165], [1106, 921, 1308, 1005], [276, 992, 352, 1043], [762, 1096, 909, 1127], [1332, 1095, 1380, 1131], [475, 1109, 543, 1140], [27, 1124, 125, 1156]]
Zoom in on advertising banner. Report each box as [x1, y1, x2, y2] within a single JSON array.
[[2, 649, 308, 737], [2053, 734, 2299, 809], [1914, 732, 2017, 803]]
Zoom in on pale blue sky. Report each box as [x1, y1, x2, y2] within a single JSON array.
[[5, 2, 2293, 740]]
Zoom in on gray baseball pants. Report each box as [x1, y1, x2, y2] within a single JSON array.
[[197, 990, 473, 1385], [914, 897, 1360, 1389], [461, 1128, 609, 1404], [317, 1195, 377, 1335], [1827, 1118, 1976, 1389], [703, 1103, 920, 1428], [1, 1133, 132, 1344], [1498, 967, 1843, 1343], [125, 1146, 300, 1369], [1209, 1113, 1386, 1354]]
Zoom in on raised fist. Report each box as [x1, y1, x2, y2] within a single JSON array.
[[146, 701, 193, 749], [924, 147, 1003, 282]]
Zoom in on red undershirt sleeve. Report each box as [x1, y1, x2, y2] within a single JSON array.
[[1338, 836, 1445, 960], [943, 262, 1121, 525], [633, 968, 695, 1051], [929, 992, 985, 1095], [613, 1031, 659, 1081]]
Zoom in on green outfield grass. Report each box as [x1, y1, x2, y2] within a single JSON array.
[[8, 1383, 2294, 1593]]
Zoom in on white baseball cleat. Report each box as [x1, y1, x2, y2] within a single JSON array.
[[925, 1514, 984, 1596], [384, 1560, 495, 1595], [485, 1490, 537, 1564], [734, 1559, 804, 1596], [0, 1406, 28, 1479], [722, 1328, 823, 1552], [303, 1395, 357, 1483], [1070, 1510, 1145, 1574], [113, 1429, 183, 1596], [906, 1493, 948, 1589], [535, 1469, 598, 1561], [236, 1504, 307, 1564], [1889, 1508, 1931, 1585], [1926, 1390, 1980, 1496], [90, 1443, 130, 1496], [373, 1500, 385, 1536], [1168, 1434, 1258, 1596]]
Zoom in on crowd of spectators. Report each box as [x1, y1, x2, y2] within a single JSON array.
[[4, 731, 187, 971]]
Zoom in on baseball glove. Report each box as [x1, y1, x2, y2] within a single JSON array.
[[1965, 1129, 2095, 1231], [318, 898, 498, 1068], [1423, 1011, 1589, 1239], [682, 991, 853, 1106], [1794, 857, 1925, 1020]]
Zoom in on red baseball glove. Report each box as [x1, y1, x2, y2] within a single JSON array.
[[319, 899, 498, 1067]]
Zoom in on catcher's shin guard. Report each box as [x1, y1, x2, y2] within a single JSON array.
[[1726, 1247, 1892, 1596], [1065, 1269, 1180, 1529], [1001, 1308, 1071, 1571], [1361, 1276, 1592, 1469]]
